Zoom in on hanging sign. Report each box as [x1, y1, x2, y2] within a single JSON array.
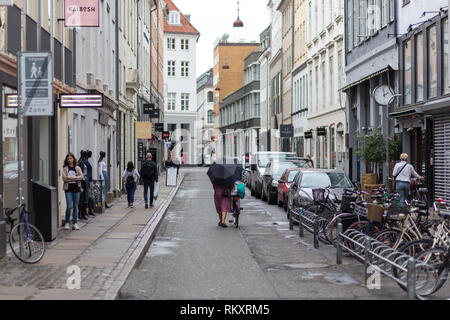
[[304, 131, 313, 139], [5, 94, 18, 108], [317, 127, 327, 136], [64, 0, 100, 27], [19, 52, 53, 116], [136, 122, 152, 139], [60, 94, 103, 108], [155, 123, 164, 132], [280, 125, 294, 138]]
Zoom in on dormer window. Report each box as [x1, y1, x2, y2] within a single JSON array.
[[168, 11, 180, 25]]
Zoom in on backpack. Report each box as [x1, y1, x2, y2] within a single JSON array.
[[236, 182, 245, 199], [126, 171, 135, 186], [141, 162, 155, 180]]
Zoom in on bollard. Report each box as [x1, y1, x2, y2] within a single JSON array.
[[364, 236, 371, 285], [299, 209, 304, 237], [336, 222, 343, 265], [407, 258, 416, 300], [313, 213, 319, 249], [289, 210, 293, 230]]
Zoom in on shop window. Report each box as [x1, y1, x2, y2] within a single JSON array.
[[428, 25, 438, 98]]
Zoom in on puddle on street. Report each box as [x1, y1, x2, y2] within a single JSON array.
[[298, 271, 360, 286]]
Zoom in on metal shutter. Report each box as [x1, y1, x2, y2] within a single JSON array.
[[434, 113, 450, 209]]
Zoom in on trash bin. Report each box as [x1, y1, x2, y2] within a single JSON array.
[[32, 181, 57, 242]]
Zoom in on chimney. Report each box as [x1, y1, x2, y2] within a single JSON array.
[[185, 14, 191, 21]]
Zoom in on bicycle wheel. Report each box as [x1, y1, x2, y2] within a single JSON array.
[[393, 239, 434, 291], [414, 247, 449, 296], [9, 223, 46, 264], [375, 228, 411, 249]]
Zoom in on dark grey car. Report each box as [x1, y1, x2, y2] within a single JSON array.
[[286, 169, 355, 220]]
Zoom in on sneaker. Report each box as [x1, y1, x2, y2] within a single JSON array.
[[145, 204, 148, 209], [150, 204, 154, 207], [72, 223, 80, 230], [130, 204, 134, 208], [64, 223, 70, 230]]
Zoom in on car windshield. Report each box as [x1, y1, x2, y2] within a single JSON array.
[[257, 153, 296, 168], [300, 172, 353, 188], [287, 170, 299, 183]]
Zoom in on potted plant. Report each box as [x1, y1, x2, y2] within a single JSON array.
[[356, 128, 387, 184]]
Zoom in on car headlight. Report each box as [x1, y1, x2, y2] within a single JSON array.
[[272, 180, 278, 187]]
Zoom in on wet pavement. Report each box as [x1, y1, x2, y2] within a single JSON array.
[[119, 168, 450, 300]]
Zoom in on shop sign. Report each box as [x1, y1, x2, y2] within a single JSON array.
[[317, 127, 327, 136], [136, 122, 152, 139], [60, 94, 103, 108], [5, 94, 18, 108], [64, 0, 100, 27], [304, 131, 313, 139], [155, 123, 164, 132], [280, 125, 294, 138]]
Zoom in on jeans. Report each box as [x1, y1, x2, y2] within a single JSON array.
[[102, 171, 108, 204], [396, 181, 410, 206], [65, 191, 81, 224], [143, 180, 155, 205], [126, 182, 137, 204]]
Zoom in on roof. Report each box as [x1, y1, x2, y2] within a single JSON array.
[[164, 0, 200, 35]]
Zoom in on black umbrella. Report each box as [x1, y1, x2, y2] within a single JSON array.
[[207, 163, 243, 187]]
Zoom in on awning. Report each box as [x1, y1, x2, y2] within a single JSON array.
[[340, 67, 390, 92], [389, 107, 424, 118]]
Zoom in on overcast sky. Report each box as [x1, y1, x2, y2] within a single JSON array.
[[172, 0, 271, 77]]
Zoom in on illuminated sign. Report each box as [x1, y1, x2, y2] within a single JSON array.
[[5, 94, 18, 108], [60, 94, 103, 108]]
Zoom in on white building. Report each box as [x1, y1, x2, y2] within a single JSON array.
[[259, 25, 271, 151], [163, 0, 200, 165], [196, 69, 215, 164], [306, 0, 346, 170], [72, 0, 119, 204]]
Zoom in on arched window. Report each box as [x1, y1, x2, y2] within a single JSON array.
[[207, 110, 213, 123]]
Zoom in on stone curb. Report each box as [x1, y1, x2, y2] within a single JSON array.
[[96, 173, 185, 300]]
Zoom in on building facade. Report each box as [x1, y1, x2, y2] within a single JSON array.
[[163, 0, 200, 165], [196, 68, 215, 164], [307, 0, 346, 170], [258, 26, 272, 152]]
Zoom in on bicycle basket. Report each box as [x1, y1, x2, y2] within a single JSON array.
[[367, 203, 384, 222], [340, 195, 357, 212], [386, 205, 410, 220], [312, 188, 325, 202]]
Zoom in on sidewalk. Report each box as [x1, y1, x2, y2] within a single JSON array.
[[0, 172, 185, 300]]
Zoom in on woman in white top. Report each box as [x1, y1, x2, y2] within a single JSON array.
[[98, 151, 110, 208], [392, 153, 424, 206], [122, 161, 140, 208]]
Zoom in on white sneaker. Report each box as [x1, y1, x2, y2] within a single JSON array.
[[72, 223, 80, 230], [64, 223, 70, 230]]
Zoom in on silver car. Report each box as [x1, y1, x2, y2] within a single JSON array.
[[287, 169, 355, 221]]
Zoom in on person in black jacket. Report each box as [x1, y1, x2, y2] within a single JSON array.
[[140, 153, 158, 209]]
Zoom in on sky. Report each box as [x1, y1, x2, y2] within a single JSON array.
[[172, 0, 272, 78]]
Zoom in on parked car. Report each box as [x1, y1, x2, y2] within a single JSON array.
[[287, 169, 355, 221], [262, 159, 313, 205], [277, 167, 305, 211], [249, 151, 296, 199]]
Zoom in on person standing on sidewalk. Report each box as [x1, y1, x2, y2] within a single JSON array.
[[85, 150, 95, 216], [62, 153, 84, 230], [98, 151, 111, 209], [392, 153, 424, 206], [123, 161, 140, 208], [140, 153, 158, 209], [77, 150, 89, 221]]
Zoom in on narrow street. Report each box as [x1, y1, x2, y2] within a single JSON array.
[[119, 168, 449, 300]]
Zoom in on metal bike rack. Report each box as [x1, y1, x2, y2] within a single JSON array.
[[336, 222, 437, 300], [290, 208, 325, 249]]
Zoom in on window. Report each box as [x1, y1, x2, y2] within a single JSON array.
[[181, 93, 189, 110], [404, 39, 412, 105], [415, 33, 424, 102], [389, 0, 395, 22], [428, 25, 438, 98], [181, 61, 189, 77], [329, 55, 334, 105], [167, 93, 176, 110], [181, 39, 189, 50], [207, 110, 213, 123], [167, 38, 175, 50], [207, 91, 213, 103], [347, 0, 353, 50], [168, 11, 180, 25], [167, 60, 175, 77], [381, 0, 387, 27], [254, 93, 260, 117], [443, 18, 450, 95]]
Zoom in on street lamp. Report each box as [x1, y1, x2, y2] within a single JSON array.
[[233, 1, 244, 27]]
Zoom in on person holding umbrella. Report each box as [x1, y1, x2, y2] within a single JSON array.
[[207, 157, 243, 228]]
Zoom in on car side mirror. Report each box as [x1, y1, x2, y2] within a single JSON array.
[[250, 164, 257, 171]]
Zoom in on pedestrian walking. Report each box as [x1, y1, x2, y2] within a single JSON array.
[[98, 151, 111, 208], [140, 153, 158, 209], [62, 153, 84, 230], [392, 153, 423, 206], [122, 161, 140, 208], [165, 153, 180, 173], [213, 184, 234, 228]]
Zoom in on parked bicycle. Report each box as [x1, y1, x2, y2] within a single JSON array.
[[4, 203, 45, 264]]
